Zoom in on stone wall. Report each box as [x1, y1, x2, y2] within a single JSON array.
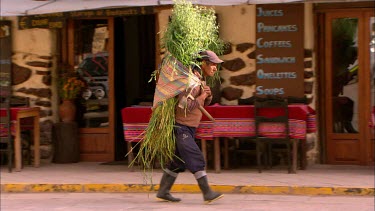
[[7, 17, 58, 162]]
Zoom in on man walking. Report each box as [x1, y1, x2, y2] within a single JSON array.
[[156, 50, 224, 204]]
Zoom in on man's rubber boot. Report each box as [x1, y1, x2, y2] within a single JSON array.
[[197, 175, 224, 204], [156, 170, 181, 202]]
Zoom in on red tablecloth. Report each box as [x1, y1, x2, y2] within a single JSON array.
[[0, 107, 28, 120], [202, 105, 314, 120], [204, 104, 316, 139], [0, 107, 33, 137], [121, 105, 316, 142]]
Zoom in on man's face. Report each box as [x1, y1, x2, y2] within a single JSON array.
[[201, 60, 218, 77]]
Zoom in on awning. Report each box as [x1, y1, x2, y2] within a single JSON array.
[[1, 0, 301, 16], [1, 0, 372, 17]]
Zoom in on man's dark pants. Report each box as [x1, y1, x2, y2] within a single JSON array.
[[168, 123, 206, 173]]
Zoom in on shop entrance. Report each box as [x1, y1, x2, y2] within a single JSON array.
[[67, 15, 156, 162], [114, 15, 156, 161], [317, 8, 374, 165]]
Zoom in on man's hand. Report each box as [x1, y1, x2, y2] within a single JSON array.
[[203, 85, 212, 97]]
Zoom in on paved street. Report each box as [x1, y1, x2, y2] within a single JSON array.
[[1, 193, 374, 211]]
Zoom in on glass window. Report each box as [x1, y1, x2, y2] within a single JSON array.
[[331, 18, 359, 133], [74, 20, 109, 128]]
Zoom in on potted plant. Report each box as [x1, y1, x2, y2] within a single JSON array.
[[58, 72, 86, 122]]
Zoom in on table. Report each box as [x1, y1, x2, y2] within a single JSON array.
[[202, 105, 315, 173], [0, 107, 40, 171], [121, 104, 316, 172], [121, 106, 151, 163]]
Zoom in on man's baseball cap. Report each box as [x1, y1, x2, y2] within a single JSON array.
[[199, 50, 224, 64]]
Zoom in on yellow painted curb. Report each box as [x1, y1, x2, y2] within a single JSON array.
[[29, 184, 83, 193], [239, 186, 290, 195], [2, 184, 29, 193], [1, 184, 374, 196], [1, 184, 83, 193], [84, 184, 155, 193], [333, 187, 375, 196], [291, 186, 333, 195]]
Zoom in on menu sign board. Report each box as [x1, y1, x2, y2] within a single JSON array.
[[255, 4, 304, 97]]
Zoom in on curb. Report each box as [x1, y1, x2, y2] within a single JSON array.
[[2, 184, 374, 196]]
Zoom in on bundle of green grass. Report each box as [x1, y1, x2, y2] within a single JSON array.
[[131, 0, 225, 177]]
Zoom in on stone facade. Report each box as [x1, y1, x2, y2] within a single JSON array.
[[8, 17, 58, 162], [12, 53, 56, 161]]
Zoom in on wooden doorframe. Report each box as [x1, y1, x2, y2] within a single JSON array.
[[363, 11, 375, 165], [108, 17, 115, 161], [315, 11, 327, 164], [316, 7, 374, 165], [65, 17, 115, 161]]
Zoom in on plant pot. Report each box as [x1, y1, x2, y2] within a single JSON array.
[[59, 100, 76, 122]]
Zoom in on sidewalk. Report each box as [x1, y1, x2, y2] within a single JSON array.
[[1, 162, 374, 196]]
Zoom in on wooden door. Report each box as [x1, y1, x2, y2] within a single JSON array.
[[67, 18, 115, 162], [322, 10, 374, 165]]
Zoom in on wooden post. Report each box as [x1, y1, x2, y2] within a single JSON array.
[[224, 138, 229, 170], [201, 139, 207, 169], [214, 137, 221, 173]]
